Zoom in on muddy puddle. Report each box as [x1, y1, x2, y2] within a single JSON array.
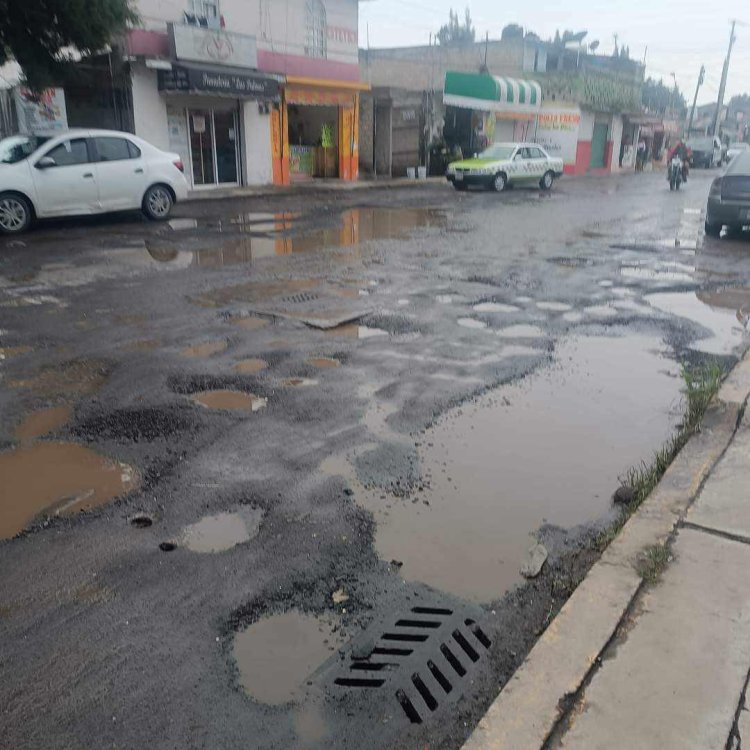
[[351, 334, 681, 602], [181, 340, 228, 358], [647, 290, 749, 354], [190, 390, 267, 412], [0, 345, 32, 360], [179, 508, 263, 553], [233, 358, 269, 374], [0, 443, 138, 539], [229, 315, 269, 331], [282, 378, 318, 388], [233, 611, 342, 705], [326, 324, 388, 339], [306, 357, 341, 369], [15, 405, 72, 442]]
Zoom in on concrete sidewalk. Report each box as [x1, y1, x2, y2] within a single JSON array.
[[464, 351, 750, 750], [185, 176, 446, 202]]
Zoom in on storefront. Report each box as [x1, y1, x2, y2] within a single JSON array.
[[442, 71, 542, 157], [271, 77, 368, 184]]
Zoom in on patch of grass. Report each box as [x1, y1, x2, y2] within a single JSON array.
[[595, 361, 723, 553], [637, 543, 672, 584]]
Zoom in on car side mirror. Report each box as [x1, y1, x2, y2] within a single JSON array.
[[35, 156, 56, 169]]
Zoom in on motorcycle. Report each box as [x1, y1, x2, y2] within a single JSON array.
[[668, 155, 683, 191]]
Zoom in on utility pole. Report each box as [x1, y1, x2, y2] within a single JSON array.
[[712, 20, 738, 137], [687, 65, 705, 136]]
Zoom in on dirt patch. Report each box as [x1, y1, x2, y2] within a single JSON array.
[[306, 357, 341, 369], [233, 358, 269, 374], [15, 405, 73, 443], [0, 442, 138, 539], [229, 315, 270, 331], [181, 340, 228, 358], [9, 359, 111, 400]]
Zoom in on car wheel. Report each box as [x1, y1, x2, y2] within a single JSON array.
[[493, 173, 507, 193], [142, 184, 174, 221], [0, 193, 32, 235], [705, 221, 722, 238], [540, 171, 554, 190]]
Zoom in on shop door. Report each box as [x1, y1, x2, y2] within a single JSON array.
[[590, 122, 608, 169], [188, 108, 239, 187]]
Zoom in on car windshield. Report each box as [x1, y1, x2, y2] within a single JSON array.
[[687, 138, 713, 150], [477, 145, 516, 160], [0, 135, 48, 164]]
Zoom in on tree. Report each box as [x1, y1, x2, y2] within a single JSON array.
[[642, 77, 687, 117], [0, 0, 137, 91], [501, 24, 524, 41], [437, 7, 476, 45]]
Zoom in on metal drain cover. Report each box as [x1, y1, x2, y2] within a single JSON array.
[[310, 596, 491, 731]]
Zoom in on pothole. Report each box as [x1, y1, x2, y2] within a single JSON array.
[[306, 357, 341, 369], [457, 318, 488, 330], [472, 302, 519, 313], [159, 541, 176, 552], [15, 405, 72, 443], [190, 390, 267, 412], [233, 610, 343, 705], [181, 340, 228, 358], [230, 315, 270, 331], [0, 443, 139, 539], [0, 345, 32, 360], [179, 508, 263, 553], [9, 359, 110, 399], [233, 358, 269, 374], [282, 378, 318, 388], [326, 325, 389, 339], [130, 513, 154, 529]]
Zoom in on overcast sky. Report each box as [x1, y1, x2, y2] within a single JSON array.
[[359, 0, 750, 104]]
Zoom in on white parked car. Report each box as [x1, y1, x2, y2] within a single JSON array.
[[0, 129, 189, 234]]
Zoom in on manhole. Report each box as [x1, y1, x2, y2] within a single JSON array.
[[313, 601, 491, 727]]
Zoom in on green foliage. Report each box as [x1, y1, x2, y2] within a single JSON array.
[[643, 76, 688, 117], [320, 123, 334, 149], [437, 7, 476, 46], [637, 544, 672, 584], [0, 0, 137, 91]]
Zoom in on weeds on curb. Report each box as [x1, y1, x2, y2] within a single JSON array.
[[594, 361, 723, 552], [637, 543, 672, 583]]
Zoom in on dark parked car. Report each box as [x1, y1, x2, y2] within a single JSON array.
[[705, 151, 750, 237]]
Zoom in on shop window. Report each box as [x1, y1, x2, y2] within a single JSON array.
[[305, 0, 327, 59], [188, 0, 218, 20]]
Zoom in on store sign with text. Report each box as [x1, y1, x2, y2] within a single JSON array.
[[14, 88, 67, 134], [169, 23, 258, 69], [534, 107, 582, 165], [158, 65, 280, 101]]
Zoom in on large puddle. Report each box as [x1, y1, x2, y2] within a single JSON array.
[[157, 208, 445, 268], [9, 359, 109, 399], [233, 611, 342, 704], [0, 443, 138, 539], [354, 334, 681, 602], [15, 405, 72, 442]]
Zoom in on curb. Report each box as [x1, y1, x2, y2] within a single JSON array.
[[463, 348, 750, 750]]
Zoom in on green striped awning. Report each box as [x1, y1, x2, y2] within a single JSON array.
[[443, 71, 542, 114]]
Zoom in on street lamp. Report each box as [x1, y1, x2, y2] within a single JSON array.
[[669, 72, 677, 118]]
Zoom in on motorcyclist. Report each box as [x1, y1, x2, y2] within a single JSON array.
[[667, 140, 690, 182]]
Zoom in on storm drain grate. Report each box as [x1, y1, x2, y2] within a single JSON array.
[[280, 292, 320, 304], [327, 605, 492, 725]]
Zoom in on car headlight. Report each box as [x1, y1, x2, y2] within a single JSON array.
[[446, 165, 455, 175]]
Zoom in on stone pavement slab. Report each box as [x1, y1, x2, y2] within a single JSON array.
[[688, 417, 750, 541], [554, 528, 750, 749]]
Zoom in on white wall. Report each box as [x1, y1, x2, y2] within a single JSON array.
[[241, 101, 272, 185], [134, 0, 359, 66], [578, 110, 595, 142], [131, 66, 170, 150]]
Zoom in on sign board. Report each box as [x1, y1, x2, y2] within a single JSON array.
[[158, 65, 280, 101], [534, 107, 581, 165], [13, 88, 67, 134], [169, 23, 258, 69]]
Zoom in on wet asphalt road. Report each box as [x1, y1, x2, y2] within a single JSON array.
[[2, 170, 750, 750]]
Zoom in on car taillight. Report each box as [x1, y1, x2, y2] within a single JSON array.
[[173, 159, 184, 173], [709, 177, 722, 197]]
